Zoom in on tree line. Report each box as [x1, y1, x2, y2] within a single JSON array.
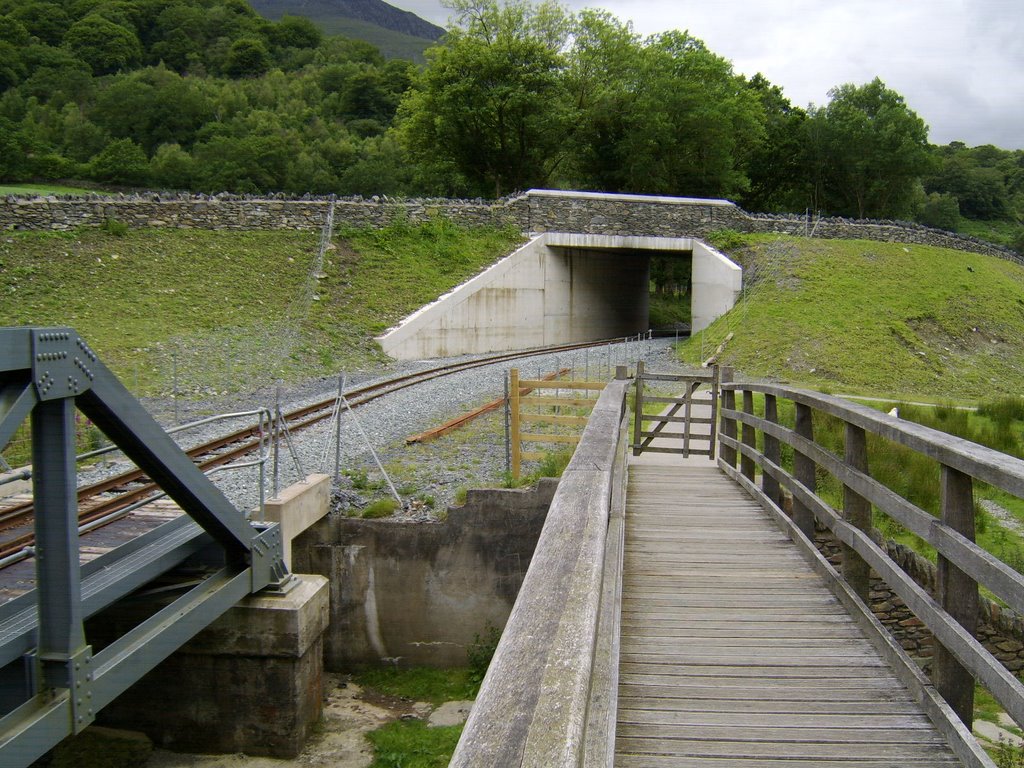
[[0, 0, 1021, 247]]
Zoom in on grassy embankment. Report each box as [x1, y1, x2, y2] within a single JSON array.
[[686, 233, 1024, 401], [0, 183, 110, 196], [0, 218, 522, 465], [0, 218, 523, 398], [679, 233, 1024, 544]]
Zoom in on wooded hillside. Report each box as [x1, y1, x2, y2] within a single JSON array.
[[0, 0, 1020, 249]]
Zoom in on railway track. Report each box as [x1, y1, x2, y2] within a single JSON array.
[[0, 336, 647, 565]]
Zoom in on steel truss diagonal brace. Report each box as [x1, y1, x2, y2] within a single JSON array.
[[0, 381, 36, 453]]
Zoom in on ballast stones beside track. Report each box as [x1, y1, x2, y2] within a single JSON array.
[[1, 341, 693, 601]]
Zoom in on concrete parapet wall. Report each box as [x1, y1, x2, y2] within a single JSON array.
[[293, 479, 557, 669], [1, 189, 1017, 263], [451, 378, 631, 767]]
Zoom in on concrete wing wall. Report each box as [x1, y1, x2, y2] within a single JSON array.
[[378, 235, 549, 359], [692, 240, 743, 333]]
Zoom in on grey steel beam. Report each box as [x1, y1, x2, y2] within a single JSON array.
[[0, 518, 212, 669], [0, 326, 289, 768], [76, 357, 255, 558], [31, 397, 88, 691], [0, 687, 73, 767], [0, 328, 33, 372], [0, 381, 36, 451]]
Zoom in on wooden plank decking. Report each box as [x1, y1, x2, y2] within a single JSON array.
[[615, 463, 962, 766]]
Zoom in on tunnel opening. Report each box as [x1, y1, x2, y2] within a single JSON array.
[[546, 246, 695, 342], [377, 233, 740, 360]]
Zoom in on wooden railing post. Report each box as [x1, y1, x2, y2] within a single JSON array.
[[719, 368, 736, 468], [510, 368, 521, 480], [708, 365, 720, 461], [935, 464, 978, 729], [740, 390, 756, 482], [842, 423, 872, 603], [762, 394, 781, 506], [632, 361, 644, 457], [792, 403, 816, 539]]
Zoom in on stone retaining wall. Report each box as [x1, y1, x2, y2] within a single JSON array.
[[817, 533, 1024, 674], [1, 189, 1018, 263]]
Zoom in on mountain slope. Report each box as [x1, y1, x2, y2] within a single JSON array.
[[249, 0, 444, 40], [679, 235, 1024, 401]]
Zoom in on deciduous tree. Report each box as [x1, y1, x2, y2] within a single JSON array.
[[63, 14, 142, 75], [808, 78, 932, 218], [398, 0, 573, 197]]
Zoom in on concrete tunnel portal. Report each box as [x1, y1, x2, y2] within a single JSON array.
[[378, 233, 743, 361]]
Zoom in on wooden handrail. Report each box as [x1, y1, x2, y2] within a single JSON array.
[[718, 379, 1024, 733], [450, 377, 631, 767]]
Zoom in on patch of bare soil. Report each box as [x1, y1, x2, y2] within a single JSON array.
[[144, 675, 427, 768]]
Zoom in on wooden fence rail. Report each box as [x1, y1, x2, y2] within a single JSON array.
[[717, 376, 1024, 733], [509, 368, 606, 480]]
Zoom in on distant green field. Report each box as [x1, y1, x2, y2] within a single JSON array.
[[0, 183, 110, 197]]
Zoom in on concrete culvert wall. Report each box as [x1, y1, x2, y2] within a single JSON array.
[[292, 480, 557, 669]]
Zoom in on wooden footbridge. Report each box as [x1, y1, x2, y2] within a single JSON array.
[[453, 366, 1024, 767]]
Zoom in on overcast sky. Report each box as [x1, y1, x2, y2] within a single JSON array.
[[394, 0, 1024, 150]]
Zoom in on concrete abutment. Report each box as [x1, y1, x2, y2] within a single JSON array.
[[96, 573, 329, 758], [378, 233, 741, 360]]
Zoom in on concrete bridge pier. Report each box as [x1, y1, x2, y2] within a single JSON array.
[[84, 477, 333, 758], [95, 573, 329, 758]]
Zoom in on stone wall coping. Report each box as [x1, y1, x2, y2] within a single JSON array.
[[525, 188, 735, 207]]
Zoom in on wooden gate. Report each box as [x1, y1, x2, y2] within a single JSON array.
[[632, 362, 720, 459]]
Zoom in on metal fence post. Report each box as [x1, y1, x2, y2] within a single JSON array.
[[334, 374, 345, 484]]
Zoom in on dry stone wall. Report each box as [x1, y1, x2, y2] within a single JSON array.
[[1, 189, 1018, 263], [817, 532, 1024, 674]]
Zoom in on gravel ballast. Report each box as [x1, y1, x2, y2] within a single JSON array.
[[75, 339, 696, 522]]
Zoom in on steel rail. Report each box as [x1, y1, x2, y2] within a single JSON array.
[[0, 336, 642, 563]]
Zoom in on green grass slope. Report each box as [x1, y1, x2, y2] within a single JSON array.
[[682, 235, 1024, 401], [0, 220, 522, 397]]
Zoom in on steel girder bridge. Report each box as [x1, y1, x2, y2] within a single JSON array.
[[0, 326, 290, 767]]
